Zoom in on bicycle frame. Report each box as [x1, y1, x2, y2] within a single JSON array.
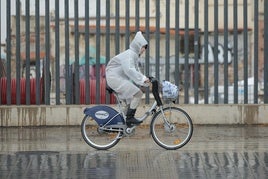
[[112, 78, 162, 121], [103, 92, 158, 126], [100, 78, 170, 135]]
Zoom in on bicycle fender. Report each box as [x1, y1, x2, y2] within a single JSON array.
[[83, 105, 124, 126]]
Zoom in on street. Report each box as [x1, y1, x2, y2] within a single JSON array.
[[0, 125, 268, 178]]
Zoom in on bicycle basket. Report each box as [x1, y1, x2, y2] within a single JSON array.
[[161, 80, 179, 100]]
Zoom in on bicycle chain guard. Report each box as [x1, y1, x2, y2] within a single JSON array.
[[84, 105, 125, 126]]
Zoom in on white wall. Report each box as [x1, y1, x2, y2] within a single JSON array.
[[0, 105, 267, 126]]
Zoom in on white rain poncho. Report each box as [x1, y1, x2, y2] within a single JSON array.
[[106, 31, 149, 101]]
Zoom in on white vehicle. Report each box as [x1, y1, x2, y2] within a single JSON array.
[[209, 77, 258, 104]]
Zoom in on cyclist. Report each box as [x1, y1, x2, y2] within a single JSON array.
[[106, 31, 150, 126]]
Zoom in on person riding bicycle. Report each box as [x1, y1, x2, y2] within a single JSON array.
[[106, 31, 150, 126]]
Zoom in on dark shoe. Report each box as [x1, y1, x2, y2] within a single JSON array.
[[126, 108, 142, 126], [127, 117, 142, 124], [126, 117, 142, 127]]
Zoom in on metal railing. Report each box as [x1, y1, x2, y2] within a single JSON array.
[[0, 0, 267, 105]]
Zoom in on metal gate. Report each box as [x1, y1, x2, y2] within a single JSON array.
[[0, 0, 268, 105]]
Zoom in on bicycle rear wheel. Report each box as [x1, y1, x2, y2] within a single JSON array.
[[150, 107, 193, 150], [81, 115, 122, 150]]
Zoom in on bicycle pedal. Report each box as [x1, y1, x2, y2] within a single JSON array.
[[125, 127, 136, 135]]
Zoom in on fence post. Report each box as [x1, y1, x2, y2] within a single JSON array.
[[16, 0, 21, 105], [264, 0, 268, 103], [243, 0, 248, 104], [253, 0, 259, 104]]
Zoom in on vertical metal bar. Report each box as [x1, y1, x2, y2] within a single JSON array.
[[105, 0, 111, 103], [194, 0, 199, 104], [135, 0, 140, 32], [96, 0, 101, 104], [184, 0, 189, 104], [0, 0, 2, 104], [233, 0, 238, 103], [35, 0, 40, 104], [74, 0, 80, 104], [6, 0, 11, 105], [145, 0, 150, 104], [16, 0, 21, 105], [55, 0, 60, 105], [65, 0, 70, 104], [264, 0, 268, 103], [45, 0, 50, 104], [155, 0, 160, 80], [125, 0, 130, 49], [253, 0, 258, 104], [25, 0, 31, 105], [224, 0, 228, 104], [115, 0, 120, 54], [204, 0, 209, 104], [165, 0, 170, 81], [214, 0, 219, 104], [175, 0, 180, 103], [85, 0, 90, 104], [243, 0, 248, 104]]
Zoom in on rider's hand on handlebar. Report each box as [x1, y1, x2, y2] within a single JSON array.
[[144, 78, 150, 84]]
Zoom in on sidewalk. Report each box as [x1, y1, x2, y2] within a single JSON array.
[[0, 125, 268, 178]]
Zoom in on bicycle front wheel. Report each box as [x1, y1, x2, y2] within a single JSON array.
[[81, 115, 122, 150], [151, 107, 193, 150]]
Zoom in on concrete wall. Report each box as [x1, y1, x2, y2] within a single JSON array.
[[1, 104, 267, 126]]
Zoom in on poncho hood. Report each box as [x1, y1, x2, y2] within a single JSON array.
[[129, 31, 148, 55]]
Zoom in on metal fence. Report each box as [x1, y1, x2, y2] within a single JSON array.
[[0, 0, 268, 105]]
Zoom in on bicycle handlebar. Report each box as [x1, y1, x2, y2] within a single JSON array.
[[148, 76, 156, 82]]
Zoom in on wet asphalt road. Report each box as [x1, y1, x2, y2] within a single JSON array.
[[0, 125, 268, 179]]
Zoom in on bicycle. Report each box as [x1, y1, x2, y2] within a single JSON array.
[[81, 77, 193, 150]]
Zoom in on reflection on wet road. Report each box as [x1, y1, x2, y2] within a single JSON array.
[[0, 125, 268, 178], [1, 151, 268, 178]]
